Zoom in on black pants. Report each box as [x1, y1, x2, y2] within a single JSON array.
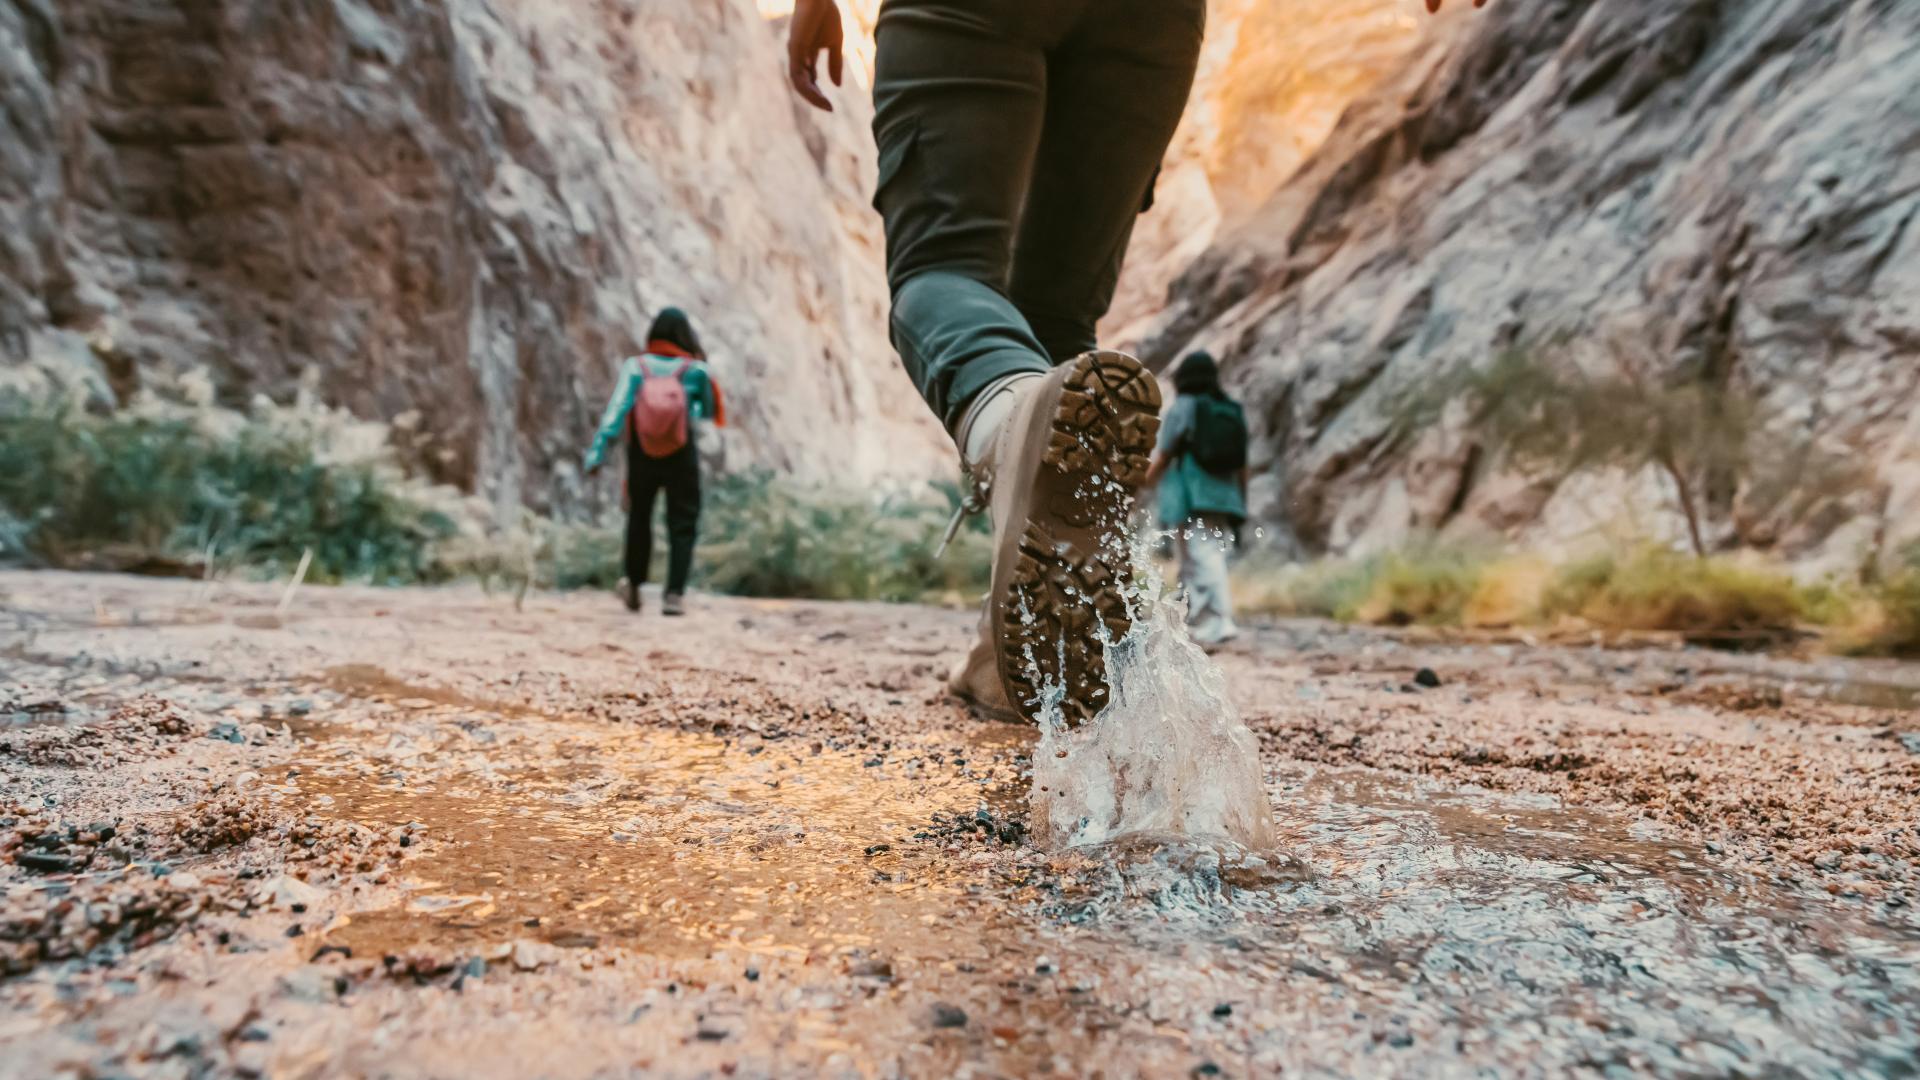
[[625, 440, 700, 596], [871, 0, 1205, 427]]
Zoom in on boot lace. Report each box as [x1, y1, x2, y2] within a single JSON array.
[[935, 472, 990, 559]]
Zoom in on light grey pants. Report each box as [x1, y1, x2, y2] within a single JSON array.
[[1175, 513, 1238, 645]]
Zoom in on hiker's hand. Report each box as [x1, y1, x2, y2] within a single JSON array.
[[1424, 0, 1488, 10], [787, 0, 844, 112]]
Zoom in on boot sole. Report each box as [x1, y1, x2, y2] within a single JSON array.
[[992, 351, 1161, 726]]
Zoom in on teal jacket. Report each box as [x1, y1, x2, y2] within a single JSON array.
[[584, 353, 723, 471], [1156, 395, 1249, 528]]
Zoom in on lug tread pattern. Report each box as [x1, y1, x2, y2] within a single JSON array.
[[995, 352, 1162, 727]]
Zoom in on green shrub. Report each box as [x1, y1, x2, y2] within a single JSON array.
[[0, 397, 459, 584], [1830, 546, 1920, 657], [693, 471, 989, 605], [1539, 546, 1805, 637], [1865, 568, 1920, 656], [1234, 541, 1494, 626]]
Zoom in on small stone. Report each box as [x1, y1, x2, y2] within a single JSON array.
[[930, 1003, 968, 1029], [277, 969, 336, 1003], [1212, 1003, 1232, 1018], [17, 851, 77, 874], [864, 844, 891, 857], [464, 957, 487, 979], [510, 939, 555, 971], [744, 967, 759, 982], [1414, 668, 1443, 689], [848, 957, 893, 979]]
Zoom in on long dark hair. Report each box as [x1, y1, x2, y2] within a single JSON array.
[[646, 306, 704, 358], [1173, 350, 1224, 399]]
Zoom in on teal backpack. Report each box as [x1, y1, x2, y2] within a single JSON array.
[[1188, 397, 1249, 475]]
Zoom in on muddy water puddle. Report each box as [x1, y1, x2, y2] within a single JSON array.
[[287, 724, 1026, 967], [280, 680, 1920, 1074]]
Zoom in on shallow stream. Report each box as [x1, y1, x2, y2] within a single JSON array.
[[284, 667, 1920, 1076]]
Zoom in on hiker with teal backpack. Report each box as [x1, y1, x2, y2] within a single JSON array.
[[1145, 351, 1250, 647], [584, 308, 726, 616]]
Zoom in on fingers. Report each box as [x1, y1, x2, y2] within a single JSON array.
[[785, 8, 835, 111]]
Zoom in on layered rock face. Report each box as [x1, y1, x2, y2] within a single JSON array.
[[1104, 0, 1438, 341], [1138, 0, 1920, 565], [1, 0, 947, 515], [9, 0, 1911, 560]]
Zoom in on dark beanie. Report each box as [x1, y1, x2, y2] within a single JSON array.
[[646, 307, 703, 358], [1173, 350, 1223, 397]]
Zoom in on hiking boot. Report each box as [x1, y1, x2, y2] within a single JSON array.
[[661, 592, 687, 617], [963, 351, 1161, 726], [946, 605, 1019, 722], [619, 578, 642, 613]]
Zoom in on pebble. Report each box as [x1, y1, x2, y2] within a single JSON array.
[[277, 969, 337, 1003], [511, 939, 556, 971], [1414, 668, 1443, 689], [849, 958, 893, 979], [930, 1002, 968, 1029]]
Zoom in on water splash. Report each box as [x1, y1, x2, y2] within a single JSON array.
[[1029, 527, 1277, 852]]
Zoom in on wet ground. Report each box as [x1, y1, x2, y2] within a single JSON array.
[[3, 570, 1918, 1077]]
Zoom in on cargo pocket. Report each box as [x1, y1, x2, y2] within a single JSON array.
[[871, 120, 921, 214]]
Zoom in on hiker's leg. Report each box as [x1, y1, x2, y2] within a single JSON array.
[[871, 2, 1059, 429], [1184, 513, 1238, 643], [663, 446, 701, 597], [625, 447, 663, 586], [1175, 527, 1204, 626], [1009, 0, 1205, 360]]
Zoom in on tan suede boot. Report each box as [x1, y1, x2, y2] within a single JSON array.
[[946, 603, 1018, 721], [955, 351, 1160, 726]]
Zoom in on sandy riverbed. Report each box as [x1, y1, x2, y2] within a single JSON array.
[[3, 571, 1917, 1077]]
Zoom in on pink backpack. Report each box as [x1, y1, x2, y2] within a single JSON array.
[[630, 358, 694, 458]]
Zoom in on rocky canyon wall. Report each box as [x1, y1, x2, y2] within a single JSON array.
[[1137, 0, 1920, 568], [1, 0, 947, 518], [8, 0, 1911, 564]]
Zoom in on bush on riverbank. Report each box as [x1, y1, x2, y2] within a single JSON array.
[[1234, 540, 1920, 654], [7, 389, 1913, 649], [0, 390, 461, 584], [0, 388, 989, 606]]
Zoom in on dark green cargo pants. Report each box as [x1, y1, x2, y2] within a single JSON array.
[[870, 0, 1206, 430]]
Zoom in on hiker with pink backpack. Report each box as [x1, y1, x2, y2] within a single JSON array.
[[584, 307, 726, 615]]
